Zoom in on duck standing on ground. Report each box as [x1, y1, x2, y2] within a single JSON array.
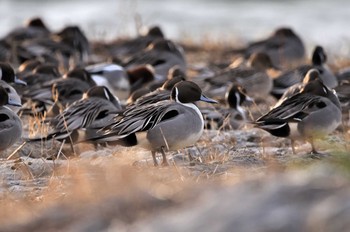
[[255, 77, 341, 155], [83, 81, 217, 166], [271, 46, 338, 98]]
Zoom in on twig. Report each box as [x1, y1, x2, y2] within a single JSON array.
[[173, 162, 185, 182], [7, 141, 27, 160]]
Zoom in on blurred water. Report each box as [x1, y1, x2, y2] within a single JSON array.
[[1, 0, 350, 55]]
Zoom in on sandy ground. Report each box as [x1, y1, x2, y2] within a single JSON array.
[[0, 42, 350, 232]]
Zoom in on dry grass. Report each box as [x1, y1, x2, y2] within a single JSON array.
[[1, 124, 348, 230]]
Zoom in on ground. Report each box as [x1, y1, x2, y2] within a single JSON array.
[[0, 41, 350, 232]]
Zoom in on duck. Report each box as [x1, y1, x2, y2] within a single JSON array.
[[17, 59, 44, 74], [202, 52, 276, 99], [0, 86, 22, 153], [29, 86, 122, 145], [274, 68, 321, 107], [85, 62, 130, 100], [0, 62, 27, 86], [334, 80, 350, 127], [126, 65, 187, 105], [11, 24, 86, 68], [19, 63, 61, 88], [0, 63, 25, 113], [108, 25, 165, 62], [123, 38, 186, 78], [21, 68, 96, 117], [336, 67, 350, 83], [255, 77, 342, 154], [0, 81, 22, 114], [3, 17, 50, 44], [231, 27, 306, 69], [86, 62, 159, 101], [271, 46, 338, 98], [52, 25, 90, 64], [126, 65, 159, 97], [13, 35, 72, 67], [17, 63, 61, 95], [82, 81, 217, 166], [17, 64, 61, 115], [202, 84, 253, 130], [126, 67, 186, 107]]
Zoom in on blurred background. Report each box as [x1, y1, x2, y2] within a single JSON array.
[[1, 0, 350, 53]]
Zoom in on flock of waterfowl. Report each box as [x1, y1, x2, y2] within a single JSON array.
[[0, 17, 349, 166]]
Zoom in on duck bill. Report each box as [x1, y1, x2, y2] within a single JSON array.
[[200, 95, 218, 104], [7, 97, 22, 107], [14, 76, 27, 86]]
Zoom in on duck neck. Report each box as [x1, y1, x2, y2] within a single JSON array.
[[179, 101, 204, 128]]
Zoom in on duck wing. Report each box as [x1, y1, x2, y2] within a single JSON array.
[[102, 100, 180, 138]]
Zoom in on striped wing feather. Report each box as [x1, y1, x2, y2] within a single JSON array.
[[52, 97, 119, 133], [257, 93, 325, 125], [102, 100, 179, 138]]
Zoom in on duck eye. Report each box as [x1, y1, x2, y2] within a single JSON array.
[[5, 88, 10, 93], [316, 101, 326, 108]]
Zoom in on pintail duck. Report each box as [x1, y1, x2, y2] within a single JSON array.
[[336, 67, 350, 83], [126, 65, 158, 97], [334, 79, 350, 126], [231, 27, 305, 69], [126, 65, 187, 105], [17, 59, 44, 74], [85, 62, 130, 100], [127, 68, 186, 107], [21, 68, 96, 117], [255, 77, 342, 154], [52, 25, 90, 63], [0, 81, 22, 114], [275, 69, 320, 107], [271, 46, 338, 98], [84, 81, 217, 166], [123, 38, 186, 78], [0, 63, 25, 113], [109, 25, 165, 62], [18, 64, 61, 115], [3, 17, 50, 44], [11, 24, 87, 68], [0, 62, 27, 86], [202, 84, 253, 130], [30, 86, 122, 145], [202, 52, 275, 99], [19, 63, 61, 88], [0, 86, 22, 153], [0, 39, 11, 62]]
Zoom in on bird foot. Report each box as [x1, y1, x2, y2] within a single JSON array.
[[308, 150, 330, 159], [161, 160, 169, 167]]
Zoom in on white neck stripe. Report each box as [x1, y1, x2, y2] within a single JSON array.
[[179, 102, 204, 128]]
